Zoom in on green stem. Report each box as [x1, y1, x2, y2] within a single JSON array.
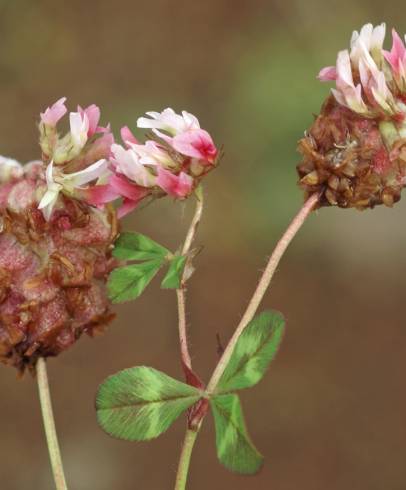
[[207, 193, 319, 393], [36, 357, 68, 490], [174, 428, 199, 490]]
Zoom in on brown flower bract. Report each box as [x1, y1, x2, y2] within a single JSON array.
[[0, 162, 118, 372], [297, 96, 406, 209]]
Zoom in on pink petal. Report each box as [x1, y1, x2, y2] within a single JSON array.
[[156, 167, 193, 198], [109, 174, 149, 201], [96, 123, 111, 134], [317, 66, 337, 81], [83, 184, 121, 206], [117, 198, 140, 218], [172, 129, 217, 164], [84, 174, 150, 217], [121, 126, 139, 148], [383, 29, 406, 75], [78, 104, 101, 137], [109, 174, 150, 218], [40, 97, 67, 126], [90, 132, 115, 160]]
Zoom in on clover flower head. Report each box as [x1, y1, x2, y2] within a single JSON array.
[[0, 99, 219, 370], [88, 108, 219, 217], [298, 24, 406, 210], [39, 98, 114, 165]]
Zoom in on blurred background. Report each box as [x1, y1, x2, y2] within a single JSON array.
[[1, 0, 406, 488]]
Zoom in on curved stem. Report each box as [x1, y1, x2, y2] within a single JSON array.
[[174, 428, 199, 490], [181, 187, 204, 258], [36, 357, 68, 490], [207, 193, 319, 393], [177, 188, 204, 371]]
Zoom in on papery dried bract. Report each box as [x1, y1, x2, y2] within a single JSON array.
[[298, 24, 406, 209], [0, 160, 117, 372]]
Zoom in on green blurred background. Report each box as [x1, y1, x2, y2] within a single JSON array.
[[1, 0, 406, 488]]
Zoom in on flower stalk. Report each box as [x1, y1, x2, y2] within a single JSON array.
[[174, 192, 319, 489], [36, 357, 68, 490], [207, 193, 319, 393], [176, 186, 204, 372], [174, 428, 199, 490]]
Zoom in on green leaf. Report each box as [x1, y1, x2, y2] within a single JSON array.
[[107, 260, 164, 303], [217, 310, 285, 393], [211, 393, 263, 474], [96, 366, 202, 441], [113, 232, 169, 261], [161, 255, 187, 289]]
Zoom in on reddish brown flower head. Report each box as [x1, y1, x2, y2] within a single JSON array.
[[297, 96, 406, 209], [0, 161, 117, 372], [298, 24, 406, 209]]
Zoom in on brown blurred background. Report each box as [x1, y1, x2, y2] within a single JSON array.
[[2, 0, 406, 488]]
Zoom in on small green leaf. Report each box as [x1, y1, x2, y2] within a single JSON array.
[[107, 260, 163, 303], [113, 232, 169, 261], [161, 255, 187, 289], [217, 310, 285, 393], [96, 366, 202, 441], [211, 393, 263, 474]]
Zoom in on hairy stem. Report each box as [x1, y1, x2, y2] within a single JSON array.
[[174, 428, 199, 490], [207, 193, 319, 393], [174, 190, 204, 490], [177, 187, 204, 371], [176, 289, 192, 369], [37, 357, 68, 490], [173, 193, 318, 489]]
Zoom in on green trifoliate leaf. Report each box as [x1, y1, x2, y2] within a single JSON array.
[[96, 366, 202, 441], [113, 232, 169, 261], [211, 393, 263, 474], [107, 260, 164, 303], [217, 310, 285, 393], [161, 255, 187, 289]]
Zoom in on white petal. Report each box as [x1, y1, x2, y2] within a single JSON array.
[[371, 23, 386, 51], [38, 189, 57, 209], [112, 144, 155, 187], [69, 112, 89, 149], [63, 159, 108, 187], [137, 116, 157, 128], [161, 108, 176, 116], [182, 111, 200, 129], [350, 29, 360, 49], [38, 188, 60, 222], [359, 24, 373, 45], [331, 88, 347, 106], [45, 160, 55, 187], [336, 50, 354, 87]]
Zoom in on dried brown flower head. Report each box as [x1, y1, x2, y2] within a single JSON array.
[[0, 161, 117, 372]]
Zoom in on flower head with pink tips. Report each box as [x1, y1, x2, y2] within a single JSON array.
[[298, 23, 406, 210], [317, 23, 406, 117], [87, 107, 219, 217]]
